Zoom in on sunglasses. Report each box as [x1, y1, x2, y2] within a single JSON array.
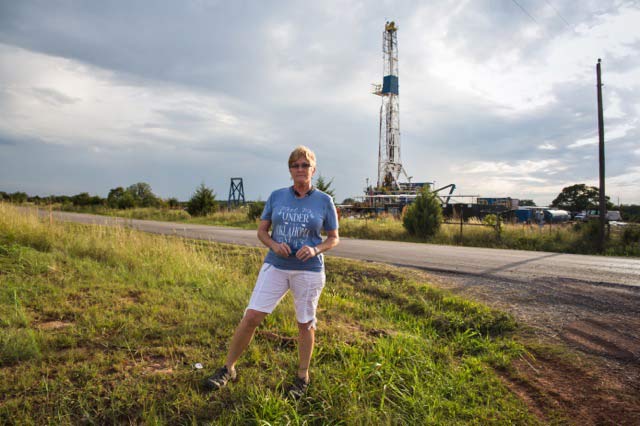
[[289, 163, 312, 170]]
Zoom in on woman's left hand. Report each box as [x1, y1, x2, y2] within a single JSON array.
[[296, 245, 318, 262]]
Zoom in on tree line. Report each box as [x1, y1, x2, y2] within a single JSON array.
[[1, 174, 338, 219], [0, 182, 218, 217], [3, 181, 638, 223]]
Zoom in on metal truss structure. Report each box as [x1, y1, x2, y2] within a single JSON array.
[[372, 21, 409, 189], [227, 177, 245, 209]]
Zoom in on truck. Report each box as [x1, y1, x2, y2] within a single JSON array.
[[584, 210, 622, 222]]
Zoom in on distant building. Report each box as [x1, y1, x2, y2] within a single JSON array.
[[477, 197, 519, 209]]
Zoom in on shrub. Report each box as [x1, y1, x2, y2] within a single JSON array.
[[71, 192, 104, 207], [622, 225, 640, 246], [108, 187, 136, 209], [482, 214, 498, 226], [167, 198, 180, 209], [315, 175, 335, 200], [107, 183, 161, 209], [581, 219, 601, 241], [126, 182, 161, 208], [402, 187, 443, 238], [9, 192, 28, 203], [187, 183, 217, 217], [247, 201, 266, 221]]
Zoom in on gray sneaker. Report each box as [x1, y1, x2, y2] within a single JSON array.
[[286, 376, 309, 400], [204, 366, 236, 390]]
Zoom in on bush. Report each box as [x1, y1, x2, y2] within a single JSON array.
[[71, 192, 104, 207], [107, 187, 136, 209], [247, 201, 266, 221], [8, 192, 28, 203], [581, 219, 601, 241], [186, 183, 217, 217], [107, 183, 161, 209], [622, 225, 640, 246], [402, 187, 443, 238], [167, 198, 180, 209], [126, 182, 161, 208], [482, 214, 497, 226]]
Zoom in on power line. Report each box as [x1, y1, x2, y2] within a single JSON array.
[[543, 0, 574, 32], [510, 0, 541, 27]]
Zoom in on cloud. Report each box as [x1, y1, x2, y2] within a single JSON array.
[[568, 123, 636, 148], [0, 44, 278, 151], [568, 137, 596, 148], [0, 1, 639, 205], [30, 87, 80, 105], [538, 142, 557, 150], [454, 159, 566, 175]]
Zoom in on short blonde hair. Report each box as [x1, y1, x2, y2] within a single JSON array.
[[288, 145, 316, 168]]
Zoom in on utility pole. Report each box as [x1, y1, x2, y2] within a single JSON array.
[[596, 59, 606, 252]]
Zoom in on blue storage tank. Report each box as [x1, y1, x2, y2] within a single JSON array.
[[515, 208, 534, 223], [544, 209, 570, 223], [382, 75, 399, 94]]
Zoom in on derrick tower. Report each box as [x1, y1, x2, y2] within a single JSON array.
[[373, 21, 408, 189]]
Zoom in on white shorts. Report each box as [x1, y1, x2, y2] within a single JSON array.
[[246, 263, 326, 330]]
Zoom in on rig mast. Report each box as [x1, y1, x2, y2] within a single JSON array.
[[372, 21, 409, 189]]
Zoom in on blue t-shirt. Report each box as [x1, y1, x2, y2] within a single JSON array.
[[261, 187, 339, 272]]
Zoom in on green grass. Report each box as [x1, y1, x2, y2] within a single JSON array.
[[339, 215, 639, 256], [55, 204, 258, 230], [45, 204, 639, 255], [0, 203, 537, 424]]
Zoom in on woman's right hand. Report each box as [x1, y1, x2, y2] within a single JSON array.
[[271, 241, 291, 257]]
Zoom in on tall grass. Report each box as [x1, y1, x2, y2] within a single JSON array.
[[339, 215, 639, 256], [57, 203, 257, 229], [31, 203, 640, 255], [0, 203, 537, 424]]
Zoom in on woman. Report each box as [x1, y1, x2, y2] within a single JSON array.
[[205, 145, 339, 399]]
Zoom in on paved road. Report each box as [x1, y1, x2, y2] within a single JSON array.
[[36, 209, 640, 287]]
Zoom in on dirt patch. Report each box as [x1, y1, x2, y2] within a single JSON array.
[[561, 318, 640, 362], [421, 270, 640, 425], [37, 320, 74, 330], [257, 322, 392, 349], [119, 290, 143, 305], [121, 354, 174, 375], [256, 330, 297, 349], [141, 355, 174, 375], [501, 350, 640, 425]]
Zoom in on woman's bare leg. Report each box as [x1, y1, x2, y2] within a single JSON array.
[[224, 309, 268, 370], [297, 321, 314, 382]]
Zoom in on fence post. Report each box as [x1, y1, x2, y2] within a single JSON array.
[[459, 205, 464, 244]]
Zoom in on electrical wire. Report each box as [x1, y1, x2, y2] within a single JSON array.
[[510, 0, 541, 27], [543, 0, 574, 31]]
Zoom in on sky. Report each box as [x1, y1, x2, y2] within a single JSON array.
[[1, 0, 639, 206]]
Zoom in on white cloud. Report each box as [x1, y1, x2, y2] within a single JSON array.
[[568, 123, 636, 148], [569, 137, 597, 148], [454, 159, 566, 175], [1, 1, 639, 204], [539, 142, 556, 150], [405, 3, 640, 117], [0, 44, 275, 153]]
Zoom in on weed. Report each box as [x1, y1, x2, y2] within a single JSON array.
[[0, 203, 538, 424]]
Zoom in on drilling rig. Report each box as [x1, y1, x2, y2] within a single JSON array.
[[363, 21, 456, 215], [372, 21, 409, 190], [339, 21, 457, 216]]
